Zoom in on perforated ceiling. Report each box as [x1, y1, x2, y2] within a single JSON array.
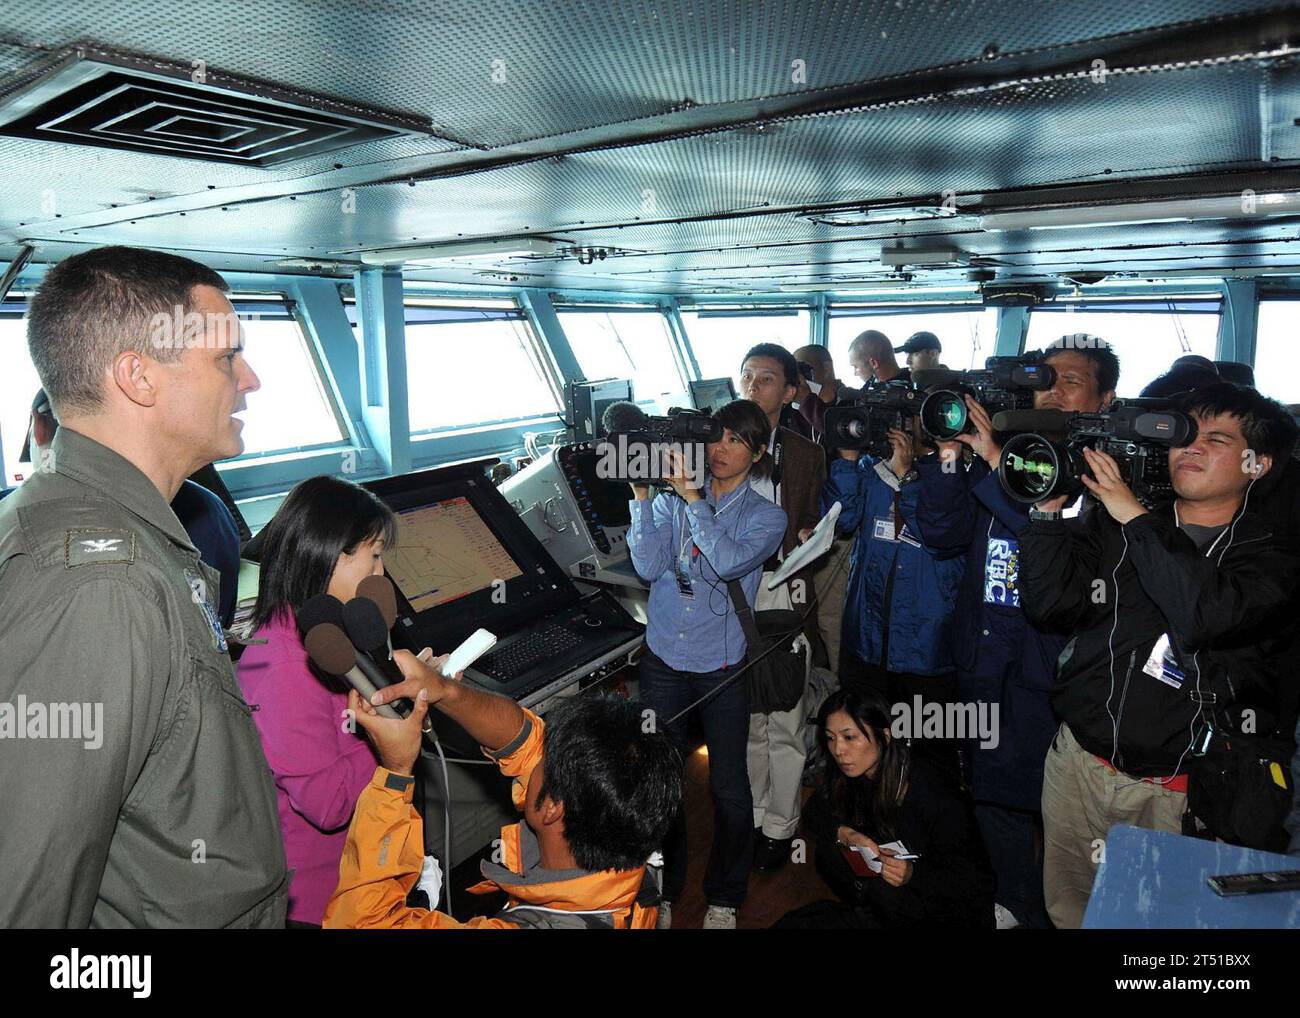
[[1, 1, 1299, 292]]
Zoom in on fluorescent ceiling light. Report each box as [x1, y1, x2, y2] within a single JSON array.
[[809, 205, 958, 227], [980, 193, 1300, 232], [881, 244, 967, 267], [360, 237, 560, 266]]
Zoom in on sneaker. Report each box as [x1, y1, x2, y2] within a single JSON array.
[[994, 903, 1021, 930], [655, 901, 673, 930], [703, 904, 738, 929]]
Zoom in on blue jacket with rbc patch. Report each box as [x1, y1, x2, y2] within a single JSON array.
[[823, 455, 964, 678], [913, 456, 1065, 811]]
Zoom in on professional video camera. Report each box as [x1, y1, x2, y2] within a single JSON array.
[[823, 380, 924, 458], [597, 401, 724, 483], [994, 398, 1198, 507], [915, 356, 1056, 441]]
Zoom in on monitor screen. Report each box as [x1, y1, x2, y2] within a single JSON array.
[[689, 377, 737, 414], [570, 378, 634, 439], [385, 495, 525, 613], [570, 449, 633, 528]]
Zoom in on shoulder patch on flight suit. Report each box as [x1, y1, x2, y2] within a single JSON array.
[[65, 528, 136, 567]]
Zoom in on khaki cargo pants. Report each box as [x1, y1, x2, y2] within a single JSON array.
[[1040, 723, 1187, 929]]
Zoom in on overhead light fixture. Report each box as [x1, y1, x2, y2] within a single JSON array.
[[808, 204, 960, 227], [360, 237, 561, 266], [979, 193, 1300, 232], [881, 243, 968, 267]]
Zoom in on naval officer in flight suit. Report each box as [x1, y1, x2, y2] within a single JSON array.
[[0, 246, 288, 927]]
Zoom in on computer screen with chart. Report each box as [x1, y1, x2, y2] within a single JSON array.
[[385, 496, 524, 612], [363, 461, 576, 649]]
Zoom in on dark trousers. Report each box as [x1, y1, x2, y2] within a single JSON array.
[[638, 651, 754, 909], [839, 653, 962, 787], [975, 802, 1051, 929]]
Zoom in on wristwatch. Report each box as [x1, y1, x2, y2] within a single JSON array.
[[1029, 508, 1062, 521]]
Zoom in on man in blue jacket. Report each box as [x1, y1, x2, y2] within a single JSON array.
[[823, 420, 965, 780], [911, 336, 1118, 928]]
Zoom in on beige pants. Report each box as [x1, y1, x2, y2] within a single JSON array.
[[748, 573, 811, 840], [1040, 723, 1187, 929], [812, 535, 853, 674], [748, 696, 810, 839]]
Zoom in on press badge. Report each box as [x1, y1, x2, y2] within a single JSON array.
[[872, 516, 898, 543], [675, 560, 696, 600], [186, 567, 229, 653], [984, 537, 1020, 607], [1141, 633, 1186, 690]]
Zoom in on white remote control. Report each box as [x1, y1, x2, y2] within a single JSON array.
[[441, 628, 498, 677]]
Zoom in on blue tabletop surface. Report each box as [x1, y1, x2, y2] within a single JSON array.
[[1083, 825, 1300, 929]]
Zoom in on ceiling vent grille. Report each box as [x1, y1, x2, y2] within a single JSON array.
[[0, 51, 427, 166]]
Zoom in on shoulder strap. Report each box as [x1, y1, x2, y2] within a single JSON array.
[[726, 578, 764, 651]]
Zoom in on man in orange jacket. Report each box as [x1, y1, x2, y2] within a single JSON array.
[[324, 650, 681, 929]]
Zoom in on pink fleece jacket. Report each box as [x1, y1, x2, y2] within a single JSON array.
[[236, 612, 379, 925]]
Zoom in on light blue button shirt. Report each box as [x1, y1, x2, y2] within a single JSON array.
[[627, 480, 787, 672]]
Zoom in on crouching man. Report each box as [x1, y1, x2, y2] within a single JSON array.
[[324, 651, 681, 929]]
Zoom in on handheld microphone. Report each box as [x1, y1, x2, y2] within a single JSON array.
[[342, 595, 404, 686], [297, 593, 346, 636], [303, 622, 404, 721], [356, 575, 399, 631], [990, 408, 1074, 434]]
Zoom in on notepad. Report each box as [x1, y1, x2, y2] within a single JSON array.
[[766, 501, 842, 590]]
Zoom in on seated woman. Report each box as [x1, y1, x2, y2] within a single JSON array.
[[776, 688, 995, 929], [626, 398, 787, 929], [236, 475, 396, 928]]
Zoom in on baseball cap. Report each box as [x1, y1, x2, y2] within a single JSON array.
[[895, 331, 942, 354]]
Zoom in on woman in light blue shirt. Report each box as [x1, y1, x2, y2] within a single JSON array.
[[627, 398, 786, 928]]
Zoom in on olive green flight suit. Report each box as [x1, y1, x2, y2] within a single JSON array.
[[0, 427, 288, 927]]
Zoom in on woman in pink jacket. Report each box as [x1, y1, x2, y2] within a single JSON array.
[[237, 475, 396, 927]]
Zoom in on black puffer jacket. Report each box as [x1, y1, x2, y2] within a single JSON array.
[[1020, 498, 1300, 777], [806, 759, 994, 928]]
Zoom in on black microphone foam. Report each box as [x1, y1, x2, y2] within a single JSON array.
[[601, 400, 649, 434], [297, 594, 345, 636], [990, 408, 1074, 434], [343, 596, 393, 655]]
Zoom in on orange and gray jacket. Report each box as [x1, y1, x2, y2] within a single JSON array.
[[324, 708, 658, 929]]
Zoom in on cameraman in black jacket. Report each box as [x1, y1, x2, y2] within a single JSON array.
[[1020, 382, 1300, 928]]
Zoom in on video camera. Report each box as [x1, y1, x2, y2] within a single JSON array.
[[823, 380, 924, 458], [994, 398, 1198, 507], [915, 356, 1056, 441], [597, 401, 724, 484]]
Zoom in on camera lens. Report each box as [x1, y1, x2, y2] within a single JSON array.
[[1000, 433, 1064, 503], [920, 390, 969, 441]]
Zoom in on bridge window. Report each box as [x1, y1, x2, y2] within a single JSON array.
[[1252, 298, 1300, 405], [234, 298, 347, 457], [396, 299, 558, 433], [828, 306, 998, 383], [1025, 298, 1221, 397], [556, 307, 685, 405], [680, 308, 811, 390], [1, 295, 344, 487], [0, 300, 43, 487]]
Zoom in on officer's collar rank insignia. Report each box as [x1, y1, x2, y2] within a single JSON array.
[[66, 528, 135, 567]]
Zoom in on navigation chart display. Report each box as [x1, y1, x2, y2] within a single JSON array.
[[385, 496, 523, 612]]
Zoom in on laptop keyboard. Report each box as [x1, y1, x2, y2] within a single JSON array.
[[476, 623, 584, 680]]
